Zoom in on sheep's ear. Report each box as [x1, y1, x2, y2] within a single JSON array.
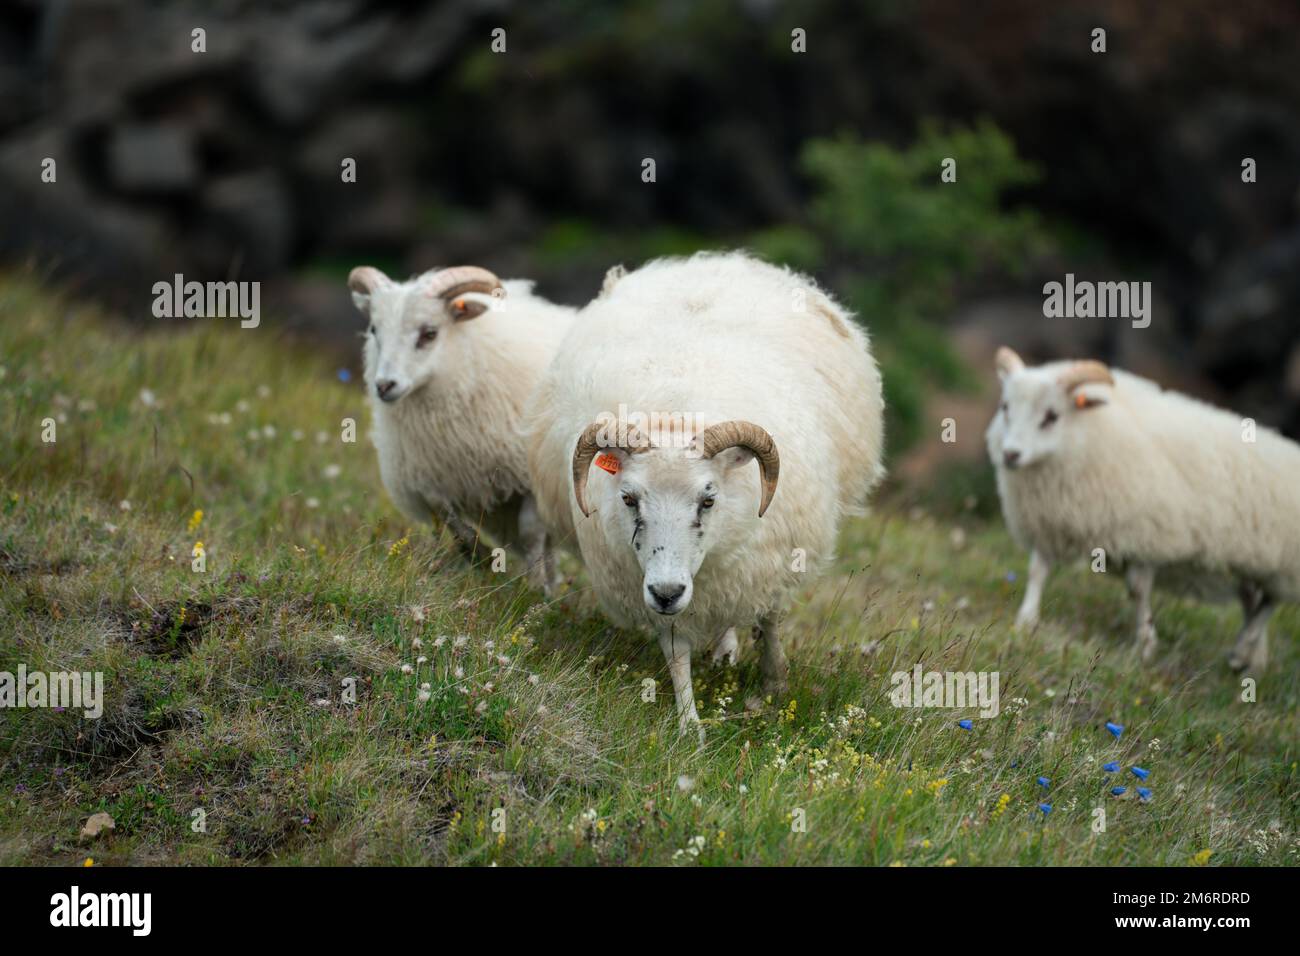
[[714, 446, 756, 470], [996, 346, 1025, 381], [447, 294, 491, 321]]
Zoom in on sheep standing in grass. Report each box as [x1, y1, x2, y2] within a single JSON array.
[[987, 346, 1300, 670], [528, 252, 885, 736], [349, 265, 574, 592]]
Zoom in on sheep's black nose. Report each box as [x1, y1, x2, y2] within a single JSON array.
[[376, 379, 398, 401], [648, 583, 685, 610], [1003, 449, 1021, 468]]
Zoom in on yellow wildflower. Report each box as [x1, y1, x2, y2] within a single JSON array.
[[187, 509, 203, 532], [1192, 849, 1213, 866]]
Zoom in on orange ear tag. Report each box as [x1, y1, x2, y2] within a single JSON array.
[[594, 452, 621, 475]]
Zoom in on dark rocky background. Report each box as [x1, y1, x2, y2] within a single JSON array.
[[2, 0, 1299, 443]]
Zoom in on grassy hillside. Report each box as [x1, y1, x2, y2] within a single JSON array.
[[1, 274, 1296, 866]]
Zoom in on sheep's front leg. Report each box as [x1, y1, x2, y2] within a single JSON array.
[[1014, 550, 1050, 630], [1229, 581, 1274, 672], [518, 494, 559, 597], [1125, 563, 1158, 661], [657, 628, 702, 743], [754, 613, 788, 698]]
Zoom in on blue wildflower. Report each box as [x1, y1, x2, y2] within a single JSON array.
[[1136, 787, 1152, 802], [1110, 786, 1127, 796], [1105, 721, 1124, 738], [1131, 766, 1150, 780], [1038, 802, 1052, 816], [1037, 777, 1050, 789], [1102, 761, 1120, 772], [958, 719, 973, 730]]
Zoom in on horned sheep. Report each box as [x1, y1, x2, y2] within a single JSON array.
[[527, 251, 885, 736], [987, 346, 1300, 670], [349, 265, 574, 592]]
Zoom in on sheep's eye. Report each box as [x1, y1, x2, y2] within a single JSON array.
[[368, 324, 376, 336], [416, 326, 437, 348], [1000, 402, 1008, 415], [700, 496, 715, 510], [621, 493, 638, 508], [1040, 409, 1059, 429]]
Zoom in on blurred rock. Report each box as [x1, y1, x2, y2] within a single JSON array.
[[107, 124, 198, 193]]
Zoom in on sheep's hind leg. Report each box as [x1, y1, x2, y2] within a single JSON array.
[[518, 494, 559, 597], [657, 628, 703, 744], [754, 613, 788, 699], [1229, 581, 1274, 672], [435, 507, 484, 563], [1125, 563, 1158, 661], [1014, 550, 1050, 631], [709, 627, 739, 666]]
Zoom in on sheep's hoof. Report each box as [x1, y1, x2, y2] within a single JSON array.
[[762, 677, 789, 699], [1013, 612, 1038, 632], [1229, 644, 1267, 673], [677, 716, 705, 746]]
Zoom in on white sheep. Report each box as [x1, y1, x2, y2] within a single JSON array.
[[349, 265, 574, 591], [987, 346, 1300, 670], [528, 251, 885, 735]]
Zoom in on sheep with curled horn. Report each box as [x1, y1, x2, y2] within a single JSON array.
[[987, 346, 1300, 671], [348, 264, 575, 593], [526, 251, 885, 739]]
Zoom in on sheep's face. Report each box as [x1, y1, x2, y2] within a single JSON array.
[[987, 359, 1108, 470], [353, 272, 489, 404], [600, 445, 757, 617]]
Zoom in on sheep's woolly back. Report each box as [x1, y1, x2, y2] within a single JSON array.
[[993, 364, 1300, 601], [369, 280, 574, 524], [527, 251, 885, 643]]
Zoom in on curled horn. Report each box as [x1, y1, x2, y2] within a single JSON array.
[[571, 420, 650, 518], [426, 266, 504, 319], [698, 420, 780, 517], [1057, 360, 1114, 393], [348, 266, 388, 294]]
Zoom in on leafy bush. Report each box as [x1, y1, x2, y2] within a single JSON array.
[[752, 120, 1051, 456]]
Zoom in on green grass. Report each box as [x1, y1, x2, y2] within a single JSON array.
[[1, 273, 1296, 866]]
